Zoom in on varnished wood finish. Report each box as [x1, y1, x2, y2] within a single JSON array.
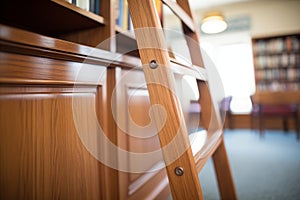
[[0, 0, 104, 35], [128, 0, 202, 199], [0, 24, 141, 69], [1, 0, 134, 54], [174, 1, 237, 199], [52, 0, 105, 23], [60, 0, 115, 48], [116, 69, 171, 199], [0, 51, 107, 199], [60, 27, 112, 47], [161, 0, 195, 32], [0, 88, 102, 200], [212, 140, 238, 200], [0, 25, 170, 199], [102, 67, 119, 200], [128, 0, 237, 199]]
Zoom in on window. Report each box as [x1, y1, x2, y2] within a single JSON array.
[[201, 32, 256, 114]]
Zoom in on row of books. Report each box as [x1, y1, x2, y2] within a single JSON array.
[[254, 53, 300, 69], [255, 68, 300, 81], [257, 82, 300, 91], [65, 0, 163, 31], [115, 0, 162, 31], [64, 0, 133, 29], [253, 36, 300, 55], [115, 0, 133, 31], [65, 0, 100, 14]]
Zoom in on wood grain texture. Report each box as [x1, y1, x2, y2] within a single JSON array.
[[212, 139, 238, 200], [172, 2, 237, 199], [0, 85, 103, 200], [0, 24, 173, 199], [0, 24, 141, 69], [162, 0, 195, 32], [0, 33, 109, 198], [128, 0, 202, 199], [51, 0, 104, 24], [115, 69, 171, 199], [175, 0, 204, 68], [0, 0, 104, 35], [128, 0, 237, 199], [103, 67, 119, 200]]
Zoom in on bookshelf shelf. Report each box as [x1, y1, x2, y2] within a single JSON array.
[[115, 25, 135, 39], [0, 0, 172, 199], [0, 0, 105, 37], [51, 0, 105, 24]]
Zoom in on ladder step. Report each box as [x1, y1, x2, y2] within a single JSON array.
[[161, 0, 195, 32], [170, 58, 207, 81], [189, 129, 223, 173]]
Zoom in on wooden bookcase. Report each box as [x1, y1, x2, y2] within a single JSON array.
[[0, 0, 137, 52], [0, 0, 171, 199], [252, 34, 300, 92]]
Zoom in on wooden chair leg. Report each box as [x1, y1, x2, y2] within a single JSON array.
[[228, 112, 232, 129], [294, 112, 299, 140], [212, 139, 237, 200], [258, 113, 264, 138], [250, 115, 254, 131], [283, 116, 288, 132]]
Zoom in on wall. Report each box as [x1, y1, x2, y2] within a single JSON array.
[[164, 0, 300, 37]]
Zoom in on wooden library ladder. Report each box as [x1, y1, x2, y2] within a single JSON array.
[[127, 0, 238, 199]]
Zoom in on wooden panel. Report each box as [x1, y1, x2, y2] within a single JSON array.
[[0, 23, 172, 200], [0, 85, 103, 200], [0, 45, 110, 199], [115, 69, 171, 199]]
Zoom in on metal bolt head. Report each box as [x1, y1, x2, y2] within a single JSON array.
[[149, 60, 158, 69], [174, 167, 184, 176]]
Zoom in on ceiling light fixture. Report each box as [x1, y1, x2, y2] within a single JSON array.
[[201, 11, 227, 34]]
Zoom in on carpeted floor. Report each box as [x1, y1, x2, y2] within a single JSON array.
[[199, 129, 300, 200]]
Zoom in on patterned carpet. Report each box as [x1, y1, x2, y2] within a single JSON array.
[[199, 129, 300, 200]]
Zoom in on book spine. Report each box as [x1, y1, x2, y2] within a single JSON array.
[[94, 0, 99, 15], [89, 0, 95, 13], [122, 0, 128, 30], [76, 0, 90, 11]]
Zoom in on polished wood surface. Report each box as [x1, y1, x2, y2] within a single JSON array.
[[116, 69, 170, 199], [0, 86, 103, 200], [0, 24, 141, 69], [0, 47, 107, 199], [128, 0, 237, 199], [0, 24, 170, 199], [212, 140, 237, 200], [128, 0, 202, 198], [0, 0, 135, 52], [0, 0, 104, 35], [162, 0, 195, 32]]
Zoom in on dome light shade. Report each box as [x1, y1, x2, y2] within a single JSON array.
[[201, 12, 227, 34]]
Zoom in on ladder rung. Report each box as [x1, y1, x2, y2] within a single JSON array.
[[189, 130, 223, 173], [161, 0, 195, 32], [170, 59, 207, 81]]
